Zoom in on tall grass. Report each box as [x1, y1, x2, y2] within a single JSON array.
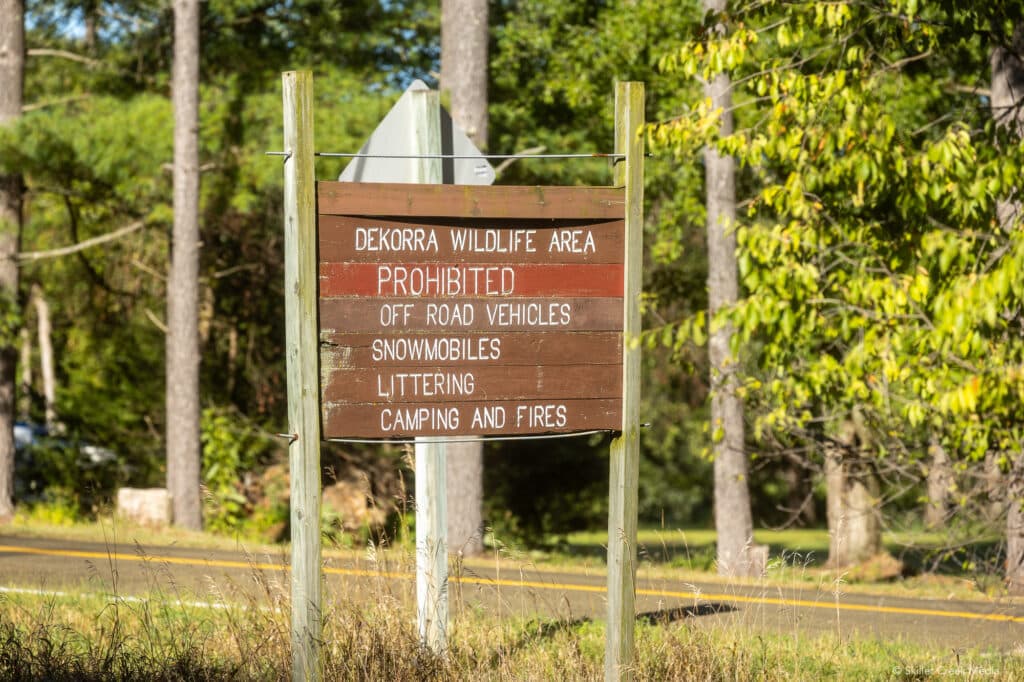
[[1, 549, 1021, 682]]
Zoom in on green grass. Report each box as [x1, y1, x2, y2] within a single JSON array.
[[559, 527, 828, 568], [527, 526, 1011, 602], [2, 514, 1022, 678], [0, 583, 1020, 681], [560, 527, 957, 567], [3, 513, 1014, 604], [4, 511, 290, 555]]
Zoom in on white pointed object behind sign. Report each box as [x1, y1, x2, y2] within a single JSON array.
[[338, 79, 495, 185]]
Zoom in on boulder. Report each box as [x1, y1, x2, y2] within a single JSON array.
[[117, 488, 172, 528], [322, 475, 388, 533]]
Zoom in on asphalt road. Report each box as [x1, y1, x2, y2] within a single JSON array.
[[0, 533, 1022, 652]]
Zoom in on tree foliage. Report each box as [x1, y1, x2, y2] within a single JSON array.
[[653, 0, 1024, 563], [4, 0, 437, 495], [13, 0, 1024, 575]]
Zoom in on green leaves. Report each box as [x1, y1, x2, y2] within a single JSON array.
[[653, 0, 1024, 464], [200, 407, 272, 533]]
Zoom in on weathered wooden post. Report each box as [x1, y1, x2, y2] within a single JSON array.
[[410, 88, 450, 654], [281, 70, 323, 682], [605, 80, 644, 682]]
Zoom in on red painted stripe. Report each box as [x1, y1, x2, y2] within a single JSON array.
[[319, 263, 624, 298]]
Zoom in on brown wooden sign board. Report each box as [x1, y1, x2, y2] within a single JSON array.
[[320, 216, 625, 264], [318, 181, 625, 438]]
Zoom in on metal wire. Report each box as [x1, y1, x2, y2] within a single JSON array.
[[264, 151, 625, 160], [324, 429, 613, 445], [319, 424, 651, 445], [322, 152, 623, 160]]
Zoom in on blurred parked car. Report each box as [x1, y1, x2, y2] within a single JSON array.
[[13, 421, 120, 504]]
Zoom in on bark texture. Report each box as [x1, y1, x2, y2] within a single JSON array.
[[992, 24, 1024, 594], [167, 0, 202, 530], [782, 458, 817, 526], [31, 286, 55, 429], [440, 0, 488, 556], [0, 0, 24, 521], [704, 0, 759, 577], [1008, 457, 1024, 595], [825, 419, 882, 568], [924, 436, 952, 528], [445, 439, 484, 555], [17, 328, 28, 421], [440, 0, 488, 149], [983, 452, 1006, 522]]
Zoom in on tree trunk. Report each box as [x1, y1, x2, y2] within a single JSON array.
[[982, 452, 1006, 523], [782, 458, 816, 526], [991, 24, 1024, 225], [826, 419, 882, 568], [924, 436, 952, 529], [30, 285, 56, 430], [1008, 455, 1024, 595], [703, 0, 759, 577], [226, 324, 238, 396], [18, 327, 29, 421], [82, 0, 98, 53], [991, 23, 1024, 591], [440, 0, 488, 149], [440, 0, 488, 557], [0, 0, 24, 521], [445, 440, 484, 555], [167, 0, 202, 530]]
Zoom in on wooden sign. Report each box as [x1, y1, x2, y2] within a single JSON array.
[[318, 181, 625, 438]]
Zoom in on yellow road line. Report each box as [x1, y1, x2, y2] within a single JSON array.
[[1, 544, 1022, 625]]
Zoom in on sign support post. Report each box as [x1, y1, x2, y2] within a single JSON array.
[[605, 81, 644, 682], [280, 71, 645, 678], [410, 88, 449, 654], [282, 70, 323, 682]]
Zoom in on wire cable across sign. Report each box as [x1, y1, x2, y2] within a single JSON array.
[[324, 429, 612, 445], [265, 150, 627, 160]]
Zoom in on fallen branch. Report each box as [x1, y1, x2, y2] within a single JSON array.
[[18, 221, 144, 262]]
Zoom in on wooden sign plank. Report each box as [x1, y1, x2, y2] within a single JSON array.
[[317, 182, 626, 439], [318, 182, 625, 220], [322, 398, 622, 438], [322, 364, 622, 404], [319, 216, 625, 264], [319, 263, 623, 298], [321, 331, 621, 368], [319, 297, 624, 333]]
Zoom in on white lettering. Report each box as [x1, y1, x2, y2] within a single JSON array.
[[371, 336, 500, 362], [379, 303, 414, 327], [375, 371, 476, 399], [425, 303, 475, 327], [471, 406, 506, 430], [485, 302, 572, 327], [380, 406, 460, 432], [548, 229, 596, 254], [449, 228, 537, 253], [355, 226, 438, 253], [515, 404, 568, 429], [376, 265, 515, 297]]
